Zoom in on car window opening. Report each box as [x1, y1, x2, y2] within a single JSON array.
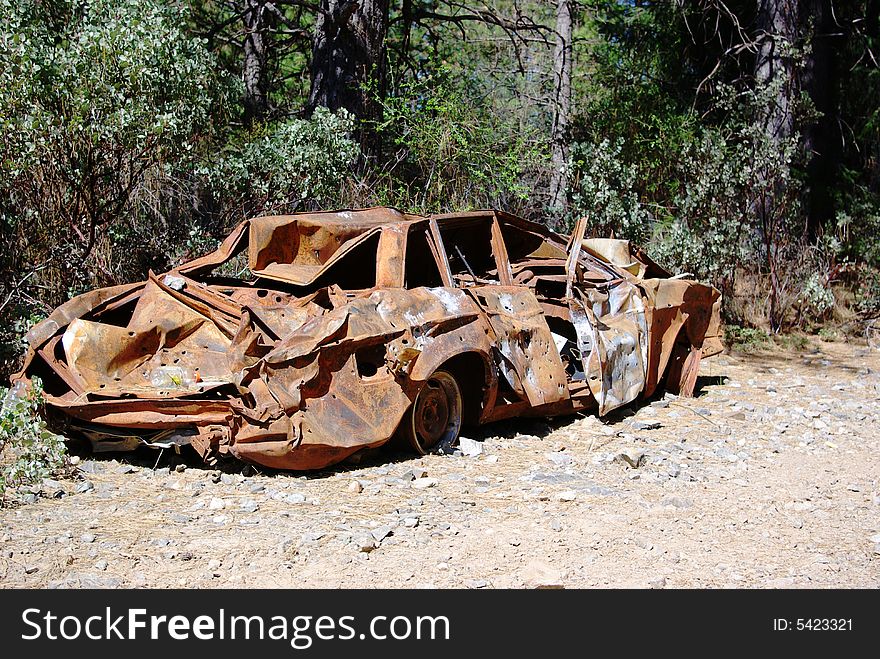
[[440, 219, 501, 287]]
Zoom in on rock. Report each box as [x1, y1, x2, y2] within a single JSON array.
[[286, 493, 307, 504], [302, 531, 325, 543], [549, 519, 563, 532], [522, 560, 565, 589], [115, 464, 134, 474], [371, 525, 394, 543], [869, 533, 880, 544], [546, 452, 574, 467], [403, 517, 419, 528], [208, 497, 225, 510], [19, 493, 37, 505], [728, 411, 747, 421], [94, 560, 108, 571], [178, 552, 194, 561], [68, 455, 81, 466], [634, 537, 654, 550], [616, 450, 645, 469], [401, 467, 428, 481], [458, 437, 483, 457], [175, 464, 187, 473], [76, 480, 94, 493], [661, 496, 693, 509], [631, 420, 662, 431], [239, 499, 259, 513], [484, 455, 499, 464], [348, 481, 363, 494], [154, 467, 170, 476], [354, 535, 377, 553], [80, 533, 96, 544], [651, 400, 670, 409], [556, 490, 578, 502], [207, 559, 222, 570], [220, 474, 237, 486], [412, 477, 438, 489], [466, 579, 489, 589], [648, 577, 667, 589], [25, 566, 39, 575]]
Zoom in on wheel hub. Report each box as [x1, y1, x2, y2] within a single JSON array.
[[415, 382, 450, 443]]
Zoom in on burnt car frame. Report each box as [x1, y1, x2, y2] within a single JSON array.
[[13, 207, 722, 470]]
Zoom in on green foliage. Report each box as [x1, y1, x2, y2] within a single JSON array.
[[853, 266, 880, 316], [0, 0, 236, 216], [373, 65, 542, 214], [201, 108, 358, 215], [724, 325, 771, 351], [568, 138, 652, 242], [0, 378, 68, 499], [800, 272, 834, 317]]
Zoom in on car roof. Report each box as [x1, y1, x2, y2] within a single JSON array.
[[250, 207, 424, 231], [250, 207, 550, 233]]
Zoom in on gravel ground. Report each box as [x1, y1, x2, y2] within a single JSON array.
[[1, 340, 878, 589]]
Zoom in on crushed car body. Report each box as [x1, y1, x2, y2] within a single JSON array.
[[12, 207, 723, 470]]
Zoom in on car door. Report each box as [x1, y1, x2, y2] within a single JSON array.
[[430, 213, 569, 407], [564, 217, 649, 415]]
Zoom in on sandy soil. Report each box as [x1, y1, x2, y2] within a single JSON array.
[[1, 340, 878, 589]]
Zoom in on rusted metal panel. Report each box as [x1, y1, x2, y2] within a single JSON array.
[[467, 287, 569, 406], [12, 207, 723, 471]]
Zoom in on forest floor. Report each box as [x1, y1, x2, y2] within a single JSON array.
[[1, 340, 878, 589]]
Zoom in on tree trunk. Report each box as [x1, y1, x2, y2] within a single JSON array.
[[754, 0, 798, 147], [754, 0, 799, 332], [801, 0, 841, 242], [242, 0, 269, 124], [549, 0, 573, 217], [307, 0, 389, 123]]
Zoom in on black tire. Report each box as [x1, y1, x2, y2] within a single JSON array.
[[402, 370, 463, 455]]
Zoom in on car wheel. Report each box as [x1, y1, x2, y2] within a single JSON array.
[[403, 370, 463, 455]]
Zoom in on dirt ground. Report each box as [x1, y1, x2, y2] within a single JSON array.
[[1, 340, 878, 589]]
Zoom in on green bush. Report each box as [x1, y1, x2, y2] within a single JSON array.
[[373, 64, 541, 214], [200, 107, 358, 217], [568, 138, 652, 242], [724, 325, 771, 351], [0, 378, 68, 501]]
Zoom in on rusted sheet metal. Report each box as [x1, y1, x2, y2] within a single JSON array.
[[12, 207, 723, 471], [468, 287, 568, 406]]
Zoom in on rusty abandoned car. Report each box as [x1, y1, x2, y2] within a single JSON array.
[[13, 207, 723, 470]]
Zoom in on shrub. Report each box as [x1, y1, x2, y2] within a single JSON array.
[[724, 325, 771, 351], [0, 378, 68, 501], [200, 107, 358, 219], [372, 64, 541, 215], [568, 138, 652, 242]]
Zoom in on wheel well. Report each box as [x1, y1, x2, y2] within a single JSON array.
[[659, 327, 694, 394], [436, 352, 491, 426]]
